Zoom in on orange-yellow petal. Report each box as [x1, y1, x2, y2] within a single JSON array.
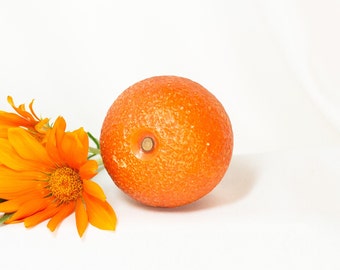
[[83, 179, 106, 201], [7, 127, 53, 166], [0, 138, 43, 171], [0, 166, 46, 181], [24, 203, 59, 228], [28, 98, 39, 120], [47, 201, 75, 232], [0, 190, 51, 213], [34, 118, 49, 134], [45, 117, 66, 164], [60, 128, 88, 168], [0, 112, 31, 127], [0, 179, 44, 200], [0, 126, 8, 137], [83, 193, 116, 231], [79, 160, 98, 180], [0, 198, 23, 212], [0, 178, 38, 191], [7, 197, 49, 223], [7, 96, 38, 123], [75, 198, 88, 237]]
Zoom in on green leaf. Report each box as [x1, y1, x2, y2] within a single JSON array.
[[0, 198, 6, 203], [0, 213, 13, 225]]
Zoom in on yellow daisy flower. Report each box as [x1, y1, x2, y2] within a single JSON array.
[[0, 116, 116, 237]]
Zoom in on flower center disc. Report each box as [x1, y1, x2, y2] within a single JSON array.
[[49, 167, 83, 203]]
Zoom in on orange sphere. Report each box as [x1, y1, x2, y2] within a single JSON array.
[[100, 76, 233, 207]]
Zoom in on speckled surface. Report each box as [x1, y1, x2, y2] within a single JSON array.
[[100, 76, 233, 207]]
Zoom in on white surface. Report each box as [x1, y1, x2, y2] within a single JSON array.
[[0, 1, 340, 269], [1, 148, 340, 269]]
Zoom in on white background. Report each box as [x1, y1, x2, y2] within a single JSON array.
[[0, 1, 339, 269]]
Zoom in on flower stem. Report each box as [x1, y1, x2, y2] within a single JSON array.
[[89, 147, 101, 155], [87, 132, 101, 159], [87, 132, 105, 172], [96, 158, 105, 172], [87, 132, 100, 149], [0, 213, 13, 225]]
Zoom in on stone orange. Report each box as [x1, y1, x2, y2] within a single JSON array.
[[100, 76, 233, 207]]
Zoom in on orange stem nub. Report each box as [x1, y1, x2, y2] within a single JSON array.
[[141, 137, 154, 152]]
